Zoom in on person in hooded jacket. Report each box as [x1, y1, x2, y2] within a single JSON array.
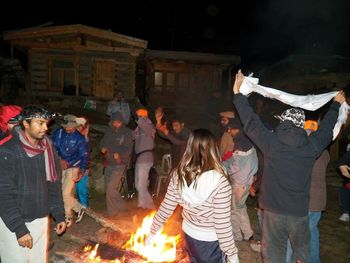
[[222, 117, 258, 242], [148, 129, 239, 263], [100, 112, 133, 215], [133, 108, 156, 209], [232, 69, 345, 263], [52, 115, 88, 226], [0, 105, 22, 145]]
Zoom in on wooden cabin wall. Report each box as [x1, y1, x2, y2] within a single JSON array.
[[28, 49, 137, 99], [147, 62, 229, 134]]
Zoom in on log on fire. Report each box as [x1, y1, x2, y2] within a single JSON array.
[[85, 208, 127, 234]]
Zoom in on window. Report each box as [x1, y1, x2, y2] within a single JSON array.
[[50, 58, 76, 93], [154, 72, 163, 91], [154, 71, 188, 92]]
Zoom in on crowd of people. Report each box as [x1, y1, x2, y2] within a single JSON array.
[[0, 73, 349, 263]]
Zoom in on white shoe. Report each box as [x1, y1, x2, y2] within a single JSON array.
[[339, 213, 350, 222], [76, 207, 86, 223]]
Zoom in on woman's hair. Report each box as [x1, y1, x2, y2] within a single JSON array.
[[176, 129, 228, 189]]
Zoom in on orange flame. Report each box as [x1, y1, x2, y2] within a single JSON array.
[[82, 212, 179, 262], [123, 212, 180, 262]]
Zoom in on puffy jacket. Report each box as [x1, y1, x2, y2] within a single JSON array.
[[52, 128, 88, 172]]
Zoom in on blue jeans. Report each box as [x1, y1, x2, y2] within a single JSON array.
[[184, 233, 225, 263], [286, 211, 321, 263]]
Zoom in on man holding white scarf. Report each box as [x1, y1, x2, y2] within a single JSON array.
[[232, 70, 345, 263]]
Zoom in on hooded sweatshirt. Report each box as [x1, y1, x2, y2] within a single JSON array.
[[99, 112, 133, 166], [150, 170, 238, 261]]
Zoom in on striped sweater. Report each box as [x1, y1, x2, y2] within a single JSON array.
[[150, 170, 238, 260]]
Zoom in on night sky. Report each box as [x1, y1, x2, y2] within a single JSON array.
[[1, 0, 350, 72]]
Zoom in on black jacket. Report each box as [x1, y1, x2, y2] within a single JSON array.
[[234, 94, 340, 216], [0, 130, 64, 239]]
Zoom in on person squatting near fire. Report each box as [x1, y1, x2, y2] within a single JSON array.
[[133, 108, 156, 209], [52, 114, 88, 226], [75, 116, 91, 210], [286, 120, 331, 263], [232, 69, 346, 263], [222, 117, 258, 242], [218, 111, 235, 158], [155, 106, 191, 169], [337, 146, 350, 222], [148, 129, 239, 263], [0, 105, 22, 144], [99, 112, 133, 215], [0, 105, 66, 263]]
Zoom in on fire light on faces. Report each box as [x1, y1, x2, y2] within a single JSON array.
[[123, 212, 180, 262]]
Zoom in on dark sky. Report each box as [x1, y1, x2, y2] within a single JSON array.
[[1, 0, 350, 71]]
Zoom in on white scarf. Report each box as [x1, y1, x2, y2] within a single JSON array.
[[240, 75, 350, 140]]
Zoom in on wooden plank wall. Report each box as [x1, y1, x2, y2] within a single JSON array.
[[28, 50, 137, 99], [30, 52, 49, 91]]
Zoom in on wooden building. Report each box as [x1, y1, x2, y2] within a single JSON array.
[[144, 50, 240, 132], [3, 24, 147, 99]]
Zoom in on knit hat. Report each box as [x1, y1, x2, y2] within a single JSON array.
[[136, 108, 148, 117], [304, 120, 318, 132], [275, 108, 305, 128], [110, 112, 125, 123], [0, 105, 23, 132], [227, 117, 242, 129], [219, 111, 235, 118], [62, 114, 78, 128]]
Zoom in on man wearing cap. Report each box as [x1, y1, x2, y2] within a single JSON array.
[[134, 108, 156, 209], [219, 111, 235, 157], [232, 70, 345, 262], [99, 112, 133, 215], [222, 117, 258, 242], [52, 114, 88, 226], [0, 105, 22, 144], [0, 105, 66, 263], [106, 90, 131, 125]]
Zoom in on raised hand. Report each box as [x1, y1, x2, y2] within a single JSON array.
[[233, 69, 244, 94], [334, 90, 346, 104], [155, 107, 164, 123]]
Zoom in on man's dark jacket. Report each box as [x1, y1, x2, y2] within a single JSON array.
[[234, 94, 340, 217], [0, 129, 65, 239]]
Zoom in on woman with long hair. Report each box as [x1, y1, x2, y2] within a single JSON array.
[[149, 129, 239, 263]]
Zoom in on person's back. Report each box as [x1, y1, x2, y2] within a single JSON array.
[[259, 121, 321, 216], [149, 129, 239, 263], [232, 69, 345, 263]]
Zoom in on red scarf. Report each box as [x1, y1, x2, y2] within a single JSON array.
[[18, 130, 58, 182]]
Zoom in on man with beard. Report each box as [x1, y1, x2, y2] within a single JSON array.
[[0, 105, 66, 263]]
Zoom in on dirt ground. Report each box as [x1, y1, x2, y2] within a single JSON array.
[[43, 106, 350, 263]]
